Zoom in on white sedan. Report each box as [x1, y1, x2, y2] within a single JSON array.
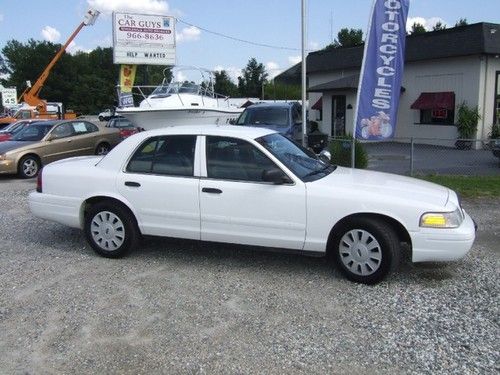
[[29, 125, 476, 284]]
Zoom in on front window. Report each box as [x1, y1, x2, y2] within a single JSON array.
[[237, 107, 289, 127], [256, 133, 335, 181], [11, 124, 54, 141]]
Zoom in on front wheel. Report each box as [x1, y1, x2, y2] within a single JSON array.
[[331, 218, 400, 284], [84, 202, 139, 258], [18, 155, 40, 179]]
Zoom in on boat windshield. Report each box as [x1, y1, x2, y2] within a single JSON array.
[[151, 81, 202, 96]]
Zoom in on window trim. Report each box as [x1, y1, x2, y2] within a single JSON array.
[[204, 135, 294, 185], [124, 135, 198, 178]]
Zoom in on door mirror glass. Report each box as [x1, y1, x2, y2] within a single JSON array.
[[319, 150, 331, 163], [262, 168, 291, 185]]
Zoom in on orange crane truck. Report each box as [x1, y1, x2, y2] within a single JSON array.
[[0, 8, 100, 126]]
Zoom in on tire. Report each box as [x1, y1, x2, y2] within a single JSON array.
[[84, 202, 139, 258], [331, 218, 400, 284], [98, 116, 104, 122], [18, 155, 40, 179], [95, 142, 111, 155]]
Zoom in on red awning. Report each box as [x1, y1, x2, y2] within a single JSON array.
[[311, 97, 322, 110], [411, 92, 455, 110]]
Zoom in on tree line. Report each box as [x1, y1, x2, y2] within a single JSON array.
[[0, 40, 299, 114]]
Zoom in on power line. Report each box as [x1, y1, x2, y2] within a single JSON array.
[[177, 18, 314, 52]]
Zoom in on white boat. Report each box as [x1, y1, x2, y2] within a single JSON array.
[[116, 67, 250, 130]]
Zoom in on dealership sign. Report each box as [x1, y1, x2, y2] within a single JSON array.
[[354, 0, 410, 140], [113, 12, 176, 65], [1, 88, 17, 107]]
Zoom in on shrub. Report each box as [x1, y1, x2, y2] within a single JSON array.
[[489, 123, 500, 139], [328, 135, 368, 169], [456, 102, 481, 139]]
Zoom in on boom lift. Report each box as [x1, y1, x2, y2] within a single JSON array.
[[0, 8, 100, 125]]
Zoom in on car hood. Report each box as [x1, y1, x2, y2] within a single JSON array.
[[312, 167, 449, 207], [0, 141, 38, 154]]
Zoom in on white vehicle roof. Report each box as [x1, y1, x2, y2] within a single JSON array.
[[138, 124, 276, 139]]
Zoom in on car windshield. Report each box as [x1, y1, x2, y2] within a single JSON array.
[[11, 124, 54, 141], [256, 133, 336, 181], [111, 119, 134, 128], [237, 108, 289, 127]]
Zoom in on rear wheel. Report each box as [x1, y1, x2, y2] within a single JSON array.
[[95, 142, 111, 155], [84, 202, 139, 258], [331, 218, 400, 284], [18, 155, 40, 179]]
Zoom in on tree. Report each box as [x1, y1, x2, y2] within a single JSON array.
[[263, 82, 301, 101], [432, 22, 446, 31], [455, 18, 468, 27], [237, 58, 268, 98], [410, 22, 427, 34], [324, 28, 363, 50], [213, 70, 238, 97]]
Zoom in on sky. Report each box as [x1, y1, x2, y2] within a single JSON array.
[[0, 0, 499, 82]]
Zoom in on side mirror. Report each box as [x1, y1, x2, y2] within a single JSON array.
[[45, 134, 55, 142], [319, 150, 331, 163], [262, 169, 291, 185]]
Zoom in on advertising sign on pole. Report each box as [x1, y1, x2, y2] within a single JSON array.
[[1, 88, 17, 107], [113, 12, 176, 66], [354, 0, 410, 140]]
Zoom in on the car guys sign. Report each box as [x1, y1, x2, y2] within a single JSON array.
[[354, 0, 409, 140]]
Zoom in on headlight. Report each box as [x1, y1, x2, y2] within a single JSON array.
[[420, 208, 463, 228]]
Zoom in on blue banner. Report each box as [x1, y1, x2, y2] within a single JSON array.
[[355, 0, 410, 140]]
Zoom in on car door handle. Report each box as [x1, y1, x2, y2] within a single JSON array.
[[125, 181, 141, 187], [202, 187, 222, 194]]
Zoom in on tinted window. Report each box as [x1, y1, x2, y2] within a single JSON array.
[[206, 136, 279, 182], [127, 135, 196, 176], [236, 107, 289, 127], [85, 122, 99, 132]]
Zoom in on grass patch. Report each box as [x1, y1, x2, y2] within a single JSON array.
[[418, 175, 500, 198]]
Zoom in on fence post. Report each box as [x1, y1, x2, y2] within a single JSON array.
[[351, 138, 355, 168], [410, 137, 414, 176]]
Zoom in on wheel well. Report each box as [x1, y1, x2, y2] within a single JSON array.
[[80, 196, 139, 231], [326, 213, 412, 254]]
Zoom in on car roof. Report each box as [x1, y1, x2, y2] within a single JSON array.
[[247, 102, 299, 109], [137, 125, 276, 139]]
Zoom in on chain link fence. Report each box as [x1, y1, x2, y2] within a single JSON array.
[[326, 137, 500, 176]]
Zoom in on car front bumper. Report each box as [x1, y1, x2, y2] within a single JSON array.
[[0, 159, 17, 174], [411, 210, 476, 262]]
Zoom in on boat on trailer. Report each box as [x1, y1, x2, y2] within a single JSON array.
[[116, 67, 249, 130]]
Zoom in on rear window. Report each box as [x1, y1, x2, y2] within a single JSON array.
[[237, 107, 289, 127]]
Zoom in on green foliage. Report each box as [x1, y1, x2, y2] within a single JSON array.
[[410, 22, 427, 34], [214, 70, 238, 97], [262, 82, 301, 100], [324, 28, 363, 50], [328, 135, 368, 169], [455, 18, 468, 27], [419, 175, 500, 198], [489, 123, 500, 139], [432, 22, 446, 31], [238, 58, 268, 98], [456, 102, 481, 139]]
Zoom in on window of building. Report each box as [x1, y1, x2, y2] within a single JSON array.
[[411, 91, 455, 125]]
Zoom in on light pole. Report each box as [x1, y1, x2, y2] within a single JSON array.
[[301, 0, 308, 147]]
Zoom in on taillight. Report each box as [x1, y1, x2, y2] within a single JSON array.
[[36, 168, 43, 193]]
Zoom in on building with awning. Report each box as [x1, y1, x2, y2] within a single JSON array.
[[276, 22, 500, 145]]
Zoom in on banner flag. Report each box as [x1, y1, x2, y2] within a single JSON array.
[[119, 64, 137, 93], [354, 0, 410, 140]]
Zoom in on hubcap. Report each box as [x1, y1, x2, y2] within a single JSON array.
[[91, 211, 125, 251], [23, 159, 38, 177], [339, 229, 382, 276]]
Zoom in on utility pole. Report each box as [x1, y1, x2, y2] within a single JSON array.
[[301, 0, 307, 147]]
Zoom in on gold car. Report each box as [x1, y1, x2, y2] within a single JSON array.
[[0, 120, 121, 178]]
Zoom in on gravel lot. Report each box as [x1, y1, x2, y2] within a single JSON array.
[[0, 177, 498, 374]]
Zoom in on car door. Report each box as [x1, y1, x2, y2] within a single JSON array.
[[116, 134, 201, 239], [68, 121, 95, 156], [200, 135, 307, 250], [42, 122, 79, 164]]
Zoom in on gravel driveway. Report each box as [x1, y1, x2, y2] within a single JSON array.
[[0, 178, 498, 374]]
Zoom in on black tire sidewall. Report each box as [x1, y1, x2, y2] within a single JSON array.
[[18, 156, 40, 179], [95, 143, 110, 155], [84, 203, 138, 258], [332, 218, 399, 284]]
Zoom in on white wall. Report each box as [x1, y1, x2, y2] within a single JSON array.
[[478, 55, 500, 139]]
